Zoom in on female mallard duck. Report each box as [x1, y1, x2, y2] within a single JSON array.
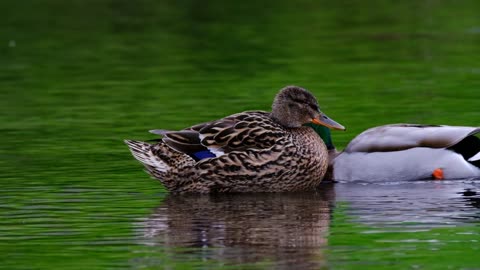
[[125, 86, 345, 193], [317, 124, 480, 181]]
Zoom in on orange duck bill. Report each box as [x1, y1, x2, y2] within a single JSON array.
[[311, 113, 346, 131]]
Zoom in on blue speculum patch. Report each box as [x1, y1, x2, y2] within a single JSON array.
[[192, 150, 217, 161]]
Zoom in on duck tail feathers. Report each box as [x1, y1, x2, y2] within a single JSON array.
[[124, 140, 170, 172], [468, 151, 480, 162], [124, 140, 195, 190]]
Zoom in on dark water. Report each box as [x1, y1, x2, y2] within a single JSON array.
[[335, 181, 480, 229], [142, 191, 333, 269], [2, 0, 480, 269], [140, 182, 480, 269]]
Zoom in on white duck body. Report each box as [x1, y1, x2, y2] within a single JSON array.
[[333, 124, 480, 182]]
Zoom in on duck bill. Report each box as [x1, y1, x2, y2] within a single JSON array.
[[311, 113, 345, 131]]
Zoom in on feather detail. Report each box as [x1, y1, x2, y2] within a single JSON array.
[[124, 86, 337, 193], [149, 129, 170, 136], [469, 151, 480, 162], [125, 140, 170, 171], [192, 150, 216, 160], [332, 124, 480, 181], [345, 124, 480, 153]]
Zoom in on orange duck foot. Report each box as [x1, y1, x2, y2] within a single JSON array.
[[432, 168, 444, 180]]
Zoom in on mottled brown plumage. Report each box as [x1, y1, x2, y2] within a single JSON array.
[[125, 86, 344, 193]]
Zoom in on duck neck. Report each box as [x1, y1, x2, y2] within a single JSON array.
[[304, 123, 335, 150]]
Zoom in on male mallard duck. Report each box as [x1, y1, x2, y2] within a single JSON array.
[[319, 124, 480, 181], [125, 86, 345, 193]]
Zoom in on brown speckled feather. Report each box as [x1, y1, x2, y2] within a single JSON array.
[[125, 86, 340, 193], [125, 114, 328, 193], [163, 111, 282, 155]]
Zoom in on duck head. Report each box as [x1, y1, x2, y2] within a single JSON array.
[[271, 85, 345, 130]]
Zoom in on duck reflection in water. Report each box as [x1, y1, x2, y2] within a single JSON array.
[[334, 182, 480, 228], [142, 183, 335, 269], [139, 181, 480, 268]]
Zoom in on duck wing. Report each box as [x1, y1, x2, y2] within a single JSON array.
[[345, 124, 480, 153], [155, 111, 286, 159]]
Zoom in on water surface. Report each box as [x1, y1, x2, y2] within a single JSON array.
[[1, 0, 480, 269]]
